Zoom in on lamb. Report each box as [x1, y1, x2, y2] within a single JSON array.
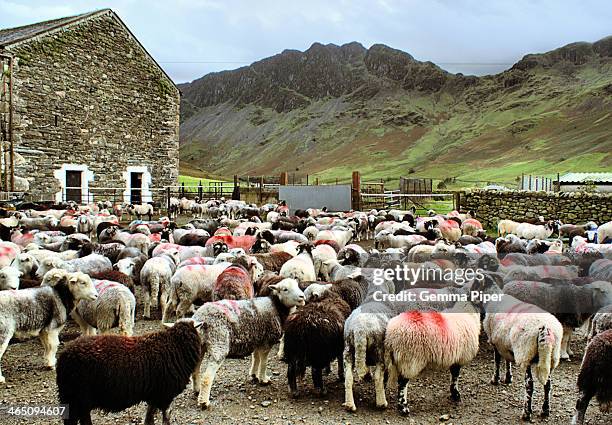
[[0, 266, 20, 290], [0, 269, 98, 382], [572, 329, 612, 425], [140, 251, 179, 320], [163, 262, 232, 320], [503, 280, 612, 359], [213, 264, 254, 301], [284, 288, 351, 397], [71, 279, 136, 336], [279, 243, 316, 282], [479, 277, 563, 421], [56, 319, 202, 425], [191, 278, 305, 409], [384, 301, 481, 415]]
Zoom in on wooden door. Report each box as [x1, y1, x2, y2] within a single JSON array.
[[65, 170, 82, 203], [130, 172, 143, 204]]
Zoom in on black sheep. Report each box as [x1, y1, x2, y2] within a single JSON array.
[[56, 320, 202, 425], [573, 329, 612, 425], [284, 290, 351, 398]]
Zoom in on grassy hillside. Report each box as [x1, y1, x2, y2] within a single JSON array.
[[179, 38, 612, 185]]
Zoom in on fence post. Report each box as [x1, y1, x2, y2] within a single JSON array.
[[280, 172, 288, 186], [198, 181, 203, 200], [315, 177, 319, 186], [166, 187, 170, 215], [306, 174, 309, 185], [352, 171, 360, 211], [258, 176, 263, 203]]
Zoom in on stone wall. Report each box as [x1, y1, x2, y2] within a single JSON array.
[[461, 190, 612, 229], [2, 11, 179, 201]]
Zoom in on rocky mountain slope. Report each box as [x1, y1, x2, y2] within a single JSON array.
[[179, 37, 612, 184]]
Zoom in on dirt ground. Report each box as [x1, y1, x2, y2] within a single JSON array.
[[0, 314, 608, 425]]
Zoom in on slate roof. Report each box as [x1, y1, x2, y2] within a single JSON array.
[[559, 172, 612, 183]]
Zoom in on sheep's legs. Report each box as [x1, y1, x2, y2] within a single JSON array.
[[143, 289, 152, 319], [40, 329, 60, 369], [276, 336, 285, 359], [561, 326, 573, 359], [176, 299, 193, 320], [541, 377, 551, 417], [161, 408, 171, 425], [342, 351, 356, 411], [249, 350, 261, 381], [449, 364, 461, 402], [0, 333, 13, 383], [397, 376, 410, 416], [572, 390, 592, 425], [337, 355, 344, 381], [504, 360, 513, 384], [522, 366, 534, 421], [312, 367, 327, 397], [198, 360, 222, 410], [144, 404, 157, 425], [254, 348, 271, 384], [71, 311, 96, 336], [373, 363, 388, 409], [491, 347, 501, 385], [287, 361, 299, 398]]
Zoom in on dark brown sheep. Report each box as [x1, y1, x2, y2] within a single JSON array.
[[56, 320, 202, 425], [90, 269, 134, 292], [573, 329, 612, 425], [252, 251, 292, 272]]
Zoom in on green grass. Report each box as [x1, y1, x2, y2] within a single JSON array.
[[178, 175, 228, 186]]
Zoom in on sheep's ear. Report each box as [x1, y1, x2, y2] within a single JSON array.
[[268, 284, 279, 293], [193, 320, 204, 330], [162, 322, 174, 328]]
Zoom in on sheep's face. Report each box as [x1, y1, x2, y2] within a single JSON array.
[[249, 258, 264, 282], [304, 283, 332, 302], [42, 268, 69, 286], [0, 267, 21, 290], [270, 278, 305, 307], [114, 259, 136, 277], [67, 272, 98, 301]]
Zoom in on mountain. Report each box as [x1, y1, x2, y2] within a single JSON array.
[[179, 37, 612, 185]]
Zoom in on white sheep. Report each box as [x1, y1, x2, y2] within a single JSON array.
[[515, 221, 555, 240], [0, 269, 98, 382], [71, 279, 136, 336], [481, 281, 563, 421], [0, 267, 21, 290], [164, 262, 232, 320], [140, 251, 179, 320], [279, 244, 316, 282], [37, 254, 112, 278], [384, 301, 481, 415], [497, 219, 520, 237], [315, 228, 353, 248], [597, 220, 612, 244], [374, 230, 426, 250], [10, 252, 39, 278]]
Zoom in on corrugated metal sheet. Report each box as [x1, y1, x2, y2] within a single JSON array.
[[559, 172, 612, 183]]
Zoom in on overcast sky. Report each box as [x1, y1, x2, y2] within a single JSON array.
[[0, 0, 610, 83]]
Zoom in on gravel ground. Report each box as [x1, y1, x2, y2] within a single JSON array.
[[0, 313, 607, 425]]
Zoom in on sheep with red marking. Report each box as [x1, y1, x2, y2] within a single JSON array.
[[213, 264, 254, 301], [461, 218, 483, 237], [206, 234, 257, 252], [71, 279, 136, 336], [572, 329, 612, 425], [56, 319, 202, 425], [0, 241, 20, 267], [384, 301, 481, 416], [437, 219, 461, 242]]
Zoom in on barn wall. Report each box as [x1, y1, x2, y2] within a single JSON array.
[[461, 190, 612, 229], [6, 13, 179, 201]]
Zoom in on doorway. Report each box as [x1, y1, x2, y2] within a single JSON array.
[[130, 172, 143, 204], [65, 170, 82, 203]]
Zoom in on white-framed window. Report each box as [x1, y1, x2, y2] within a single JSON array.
[[122, 166, 152, 204], [53, 164, 94, 204]]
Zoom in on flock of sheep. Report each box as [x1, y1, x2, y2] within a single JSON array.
[[0, 198, 610, 425]]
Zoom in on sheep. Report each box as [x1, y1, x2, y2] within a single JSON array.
[[251, 251, 292, 272], [0, 241, 21, 267], [56, 319, 202, 425], [315, 228, 353, 248], [191, 278, 305, 409], [497, 219, 520, 237], [337, 243, 369, 267], [284, 288, 352, 397], [319, 258, 361, 282], [37, 253, 112, 278], [437, 219, 462, 242], [502, 265, 579, 285], [588, 304, 612, 340], [572, 329, 612, 425], [213, 264, 255, 301], [164, 262, 232, 320], [114, 253, 147, 286], [140, 251, 179, 320], [515, 221, 557, 240], [76, 214, 95, 238], [311, 243, 337, 279], [304, 278, 366, 311], [128, 203, 154, 221], [10, 252, 39, 278], [559, 221, 598, 244], [589, 258, 612, 282], [279, 243, 316, 282], [90, 269, 134, 292], [0, 266, 20, 290], [597, 220, 612, 244], [572, 235, 612, 255], [503, 280, 612, 359], [0, 269, 98, 382], [71, 279, 136, 336], [478, 277, 563, 421], [205, 234, 257, 252], [384, 301, 481, 415], [18, 215, 59, 231], [375, 230, 426, 250]]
